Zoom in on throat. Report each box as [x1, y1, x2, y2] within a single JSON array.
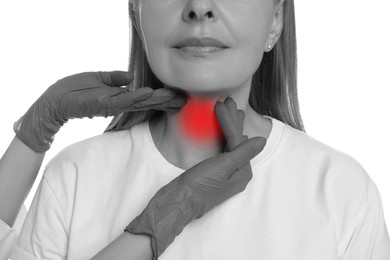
[[149, 96, 226, 170], [178, 96, 224, 145]]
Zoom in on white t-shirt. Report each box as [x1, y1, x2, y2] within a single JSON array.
[[0, 206, 26, 259], [9, 116, 390, 259]]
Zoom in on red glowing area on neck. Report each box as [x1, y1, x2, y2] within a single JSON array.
[[178, 96, 224, 144]]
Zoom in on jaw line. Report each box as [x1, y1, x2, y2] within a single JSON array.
[[163, 84, 229, 103]]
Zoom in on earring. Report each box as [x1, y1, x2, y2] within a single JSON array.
[[267, 43, 272, 51]]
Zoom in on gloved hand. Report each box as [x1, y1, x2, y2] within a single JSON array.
[[13, 70, 187, 152], [125, 97, 266, 260]]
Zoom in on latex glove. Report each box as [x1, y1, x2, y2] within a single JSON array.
[[125, 97, 266, 260], [13, 71, 187, 152]]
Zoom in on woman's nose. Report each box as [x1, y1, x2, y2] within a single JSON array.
[[182, 0, 218, 23]]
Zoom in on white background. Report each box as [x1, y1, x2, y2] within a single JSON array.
[[1, 1, 389, 229]]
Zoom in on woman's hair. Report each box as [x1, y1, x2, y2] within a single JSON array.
[[104, 0, 305, 133]]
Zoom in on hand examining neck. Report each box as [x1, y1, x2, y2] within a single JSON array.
[[149, 79, 271, 170]]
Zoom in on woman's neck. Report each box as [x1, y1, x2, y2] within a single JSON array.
[[149, 80, 271, 170]]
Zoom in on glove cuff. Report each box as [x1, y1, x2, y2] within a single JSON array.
[[124, 178, 195, 259], [13, 104, 67, 152], [124, 202, 160, 260]]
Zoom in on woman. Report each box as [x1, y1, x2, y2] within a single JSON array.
[[6, 0, 390, 259], [2, 70, 262, 260]]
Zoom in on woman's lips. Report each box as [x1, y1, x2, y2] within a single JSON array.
[[172, 36, 229, 57], [179, 46, 226, 52], [173, 36, 229, 48], [173, 46, 228, 57]]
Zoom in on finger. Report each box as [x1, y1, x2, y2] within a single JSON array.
[[111, 91, 186, 113], [224, 97, 238, 119], [94, 71, 134, 87], [225, 136, 266, 170], [148, 95, 187, 110], [228, 135, 250, 180], [129, 96, 187, 111], [159, 107, 181, 113], [105, 87, 154, 109], [130, 87, 154, 101], [215, 101, 241, 150], [228, 145, 253, 186], [230, 161, 252, 181], [132, 89, 182, 108], [225, 135, 245, 151], [215, 101, 239, 137], [121, 89, 176, 108], [238, 110, 245, 126], [224, 134, 248, 153], [236, 110, 245, 134], [130, 97, 186, 111], [132, 95, 177, 109], [224, 97, 242, 134], [152, 88, 180, 98], [228, 163, 253, 192]]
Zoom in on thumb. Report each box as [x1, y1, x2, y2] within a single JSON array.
[[94, 70, 134, 87], [226, 136, 266, 170]]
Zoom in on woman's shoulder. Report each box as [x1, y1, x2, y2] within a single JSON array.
[[276, 119, 381, 229], [250, 113, 369, 181], [252, 113, 358, 165], [279, 119, 364, 167], [52, 124, 143, 162], [40, 124, 146, 202], [43, 123, 146, 177], [276, 118, 378, 202]]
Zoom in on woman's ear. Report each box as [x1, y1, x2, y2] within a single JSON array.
[[264, 0, 285, 52]]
